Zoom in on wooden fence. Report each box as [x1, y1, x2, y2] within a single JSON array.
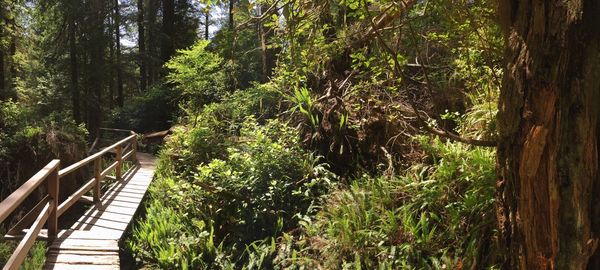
[[0, 129, 137, 270]]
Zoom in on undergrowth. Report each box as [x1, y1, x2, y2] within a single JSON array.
[[270, 137, 499, 269]]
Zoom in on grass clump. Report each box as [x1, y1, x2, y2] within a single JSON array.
[[273, 137, 498, 269]]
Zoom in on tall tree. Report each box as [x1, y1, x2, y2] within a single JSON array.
[[68, 5, 80, 122], [204, 5, 209, 40], [161, 0, 175, 65], [497, 0, 600, 269], [114, 0, 124, 107], [86, 0, 108, 137], [146, 0, 158, 85], [0, 52, 4, 100], [259, 3, 276, 82], [138, 0, 147, 92]]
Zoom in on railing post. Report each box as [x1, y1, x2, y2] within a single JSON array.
[[132, 136, 137, 162], [93, 158, 101, 204], [47, 160, 59, 239], [116, 145, 123, 180]]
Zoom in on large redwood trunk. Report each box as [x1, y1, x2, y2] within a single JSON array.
[[497, 0, 600, 269]]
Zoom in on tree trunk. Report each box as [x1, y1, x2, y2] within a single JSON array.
[[229, 0, 234, 30], [114, 0, 124, 107], [259, 4, 276, 82], [138, 0, 147, 92], [147, 0, 157, 85], [0, 52, 5, 101], [109, 20, 115, 110], [497, 1, 600, 269], [69, 14, 80, 123], [160, 0, 175, 65], [204, 7, 209, 40], [87, 0, 105, 138]]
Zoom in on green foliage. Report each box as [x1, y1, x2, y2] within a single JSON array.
[[0, 100, 88, 198], [162, 83, 283, 174], [274, 138, 499, 269], [166, 40, 227, 109], [0, 239, 47, 269], [108, 84, 178, 132], [130, 118, 336, 269], [289, 87, 319, 128]]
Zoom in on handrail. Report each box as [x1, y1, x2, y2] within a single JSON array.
[[0, 128, 138, 270], [0, 160, 59, 225], [59, 134, 135, 178]]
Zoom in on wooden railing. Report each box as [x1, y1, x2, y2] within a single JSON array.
[[0, 129, 138, 270]]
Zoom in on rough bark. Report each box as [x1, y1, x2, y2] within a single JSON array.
[[160, 0, 175, 65], [147, 0, 158, 85], [259, 4, 276, 82], [497, 0, 600, 269], [114, 0, 124, 107], [138, 0, 147, 92], [87, 0, 106, 138], [204, 7, 209, 40], [0, 52, 5, 101], [69, 13, 80, 123]]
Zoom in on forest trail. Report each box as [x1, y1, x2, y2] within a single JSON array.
[[43, 152, 156, 270]]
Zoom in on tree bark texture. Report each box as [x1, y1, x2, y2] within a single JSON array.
[[69, 13, 80, 123], [497, 0, 600, 269], [160, 0, 175, 65], [0, 52, 5, 101], [138, 0, 147, 92], [114, 0, 124, 107]]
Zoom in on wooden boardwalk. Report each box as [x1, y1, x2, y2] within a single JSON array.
[[43, 153, 156, 270]]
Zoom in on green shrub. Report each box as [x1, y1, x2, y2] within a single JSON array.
[[129, 118, 336, 269], [273, 137, 498, 269], [161, 83, 283, 175], [166, 40, 227, 110], [108, 84, 177, 132]]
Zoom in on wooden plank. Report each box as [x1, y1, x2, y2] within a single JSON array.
[[50, 239, 119, 250], [47, 166, 59, 238], [4, 201, 51, 270], [78, 195, 94, 204], [93, 158, 101, 203], [43, 152, 155, 270], [46, 253, 119, 265], [0, 160, 59, 224], [115, 145, 123, 180], [43, 263, 119, 270]]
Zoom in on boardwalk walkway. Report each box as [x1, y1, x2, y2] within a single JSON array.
[[43, 153, 156, 270]]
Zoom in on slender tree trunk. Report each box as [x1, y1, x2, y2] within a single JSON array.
[[87, 0, 105, 138], [114, 0, 124, 107], [8, 32, 16, 92], [138, 0, 147, 92], [147, 0, 157, 85], [160, 0, 175, 66], [228, 0, 237, 89], [497, 1, 600, 269], [229, 0, 234, 30], [0, 52, 5, 101], [259, 4, 276, 82], [109, 18, 115, 110], [204, 7, 209, 40], [69, 14, 80, 123]]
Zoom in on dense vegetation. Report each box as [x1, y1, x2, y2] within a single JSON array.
[[5, 0, 597, 269], [121, 0, 503, 268]]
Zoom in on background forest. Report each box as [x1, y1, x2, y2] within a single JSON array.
[[1, 0, 503, 269]]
